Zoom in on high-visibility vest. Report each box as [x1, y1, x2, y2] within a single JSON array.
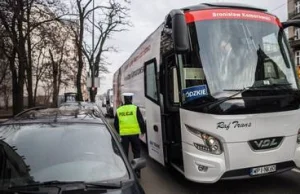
[[117, 105, 141, 136]]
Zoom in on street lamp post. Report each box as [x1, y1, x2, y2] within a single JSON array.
[[91, 0, 95, 102]]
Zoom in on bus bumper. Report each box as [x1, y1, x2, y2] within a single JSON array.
[[182, 142, 226, 183], [182, 136, 298, 183]]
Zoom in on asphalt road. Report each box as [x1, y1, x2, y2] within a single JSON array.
[[99, 106, 300, 194]]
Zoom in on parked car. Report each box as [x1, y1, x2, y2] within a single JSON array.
[[0, 108, 146, 194], [59, 101, 80, 107], [105, 89, 114, 118], [102, 96, 107, 107]]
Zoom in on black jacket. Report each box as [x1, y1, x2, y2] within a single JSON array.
[[114, 104, 146, 135]]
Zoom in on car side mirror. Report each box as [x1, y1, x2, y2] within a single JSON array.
[[131, 158, 146, 170]]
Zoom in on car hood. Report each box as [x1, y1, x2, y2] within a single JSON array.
[[0, 184, 144, 194], [0, 180, 144, 194]]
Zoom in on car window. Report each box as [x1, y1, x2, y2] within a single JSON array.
[[0, 123, 128, 187]]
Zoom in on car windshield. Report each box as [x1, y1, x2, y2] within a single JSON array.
[[181, 11, 298, 105], [0, 123, 128, 187]]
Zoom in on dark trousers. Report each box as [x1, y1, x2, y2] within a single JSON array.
[[121, 135, 141, 159]]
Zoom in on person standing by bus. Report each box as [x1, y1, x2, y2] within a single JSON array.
[[114, 93, 146, 178]]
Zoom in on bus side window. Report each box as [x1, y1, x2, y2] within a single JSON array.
[[144, 59, 159, 103]]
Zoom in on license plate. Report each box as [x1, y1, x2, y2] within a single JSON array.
[[250, 165, 276, 176]]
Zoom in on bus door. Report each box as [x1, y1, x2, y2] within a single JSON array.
[[144, 58, 165, 166], [160, 53, 183, 170]]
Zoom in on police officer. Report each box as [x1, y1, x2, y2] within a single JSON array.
[[114, 93, 145, 178]]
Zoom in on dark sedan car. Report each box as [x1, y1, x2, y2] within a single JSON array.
[[0, 108, 146, 194]]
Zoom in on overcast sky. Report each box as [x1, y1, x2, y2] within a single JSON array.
[[97, 0, 288, 94]]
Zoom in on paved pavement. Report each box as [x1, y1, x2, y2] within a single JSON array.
[[100, 106, 300, 194]]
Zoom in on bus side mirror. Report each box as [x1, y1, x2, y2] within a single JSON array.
[[170, 10, 189, 53], [282, 19, 300, 29]]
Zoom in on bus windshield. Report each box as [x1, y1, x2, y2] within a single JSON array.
[[180, 12, 300, 113]]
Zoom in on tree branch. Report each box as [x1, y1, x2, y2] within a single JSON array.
[[84, 5, 107, 18], [82, 0, 93, 13]]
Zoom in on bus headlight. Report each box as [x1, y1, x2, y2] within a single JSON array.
[[297, 129, 300, 144], [186, 125, 223, 155]]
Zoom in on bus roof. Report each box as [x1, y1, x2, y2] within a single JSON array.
[[182, 2, 267, 12]]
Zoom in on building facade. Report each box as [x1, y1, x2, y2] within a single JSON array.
[[288, 0, 300, 77]]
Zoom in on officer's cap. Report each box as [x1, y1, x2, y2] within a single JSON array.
[[122, 92, 134, 97]]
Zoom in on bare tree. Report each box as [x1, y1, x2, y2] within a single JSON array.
[[48, 38, 69, 108], [0, 76, 12, 110], [34, 18, 76, 107], [83, 0, 130, 101], [0, 0, 27, 115], [70, 0, 98, 101], [0, 0, 67, 114], [71, 0, 128, 101], [0, 40, 9, 86], [24, 0, 68, 108], [0, 39, 11, 110], [0, 36, 11, 110]]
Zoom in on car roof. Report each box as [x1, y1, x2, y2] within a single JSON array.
[[2, 108, 104, 125]]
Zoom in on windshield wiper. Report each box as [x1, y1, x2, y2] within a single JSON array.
[[249, 83, 296, 95], [9, 180, 122, 190], [224, 83, 292, 91], [9, 180, 84, 189], [200, 87, 249, 112], [251, 83, 292, 89], [203, 83, 295, 112], [85, 181, 122, 189]]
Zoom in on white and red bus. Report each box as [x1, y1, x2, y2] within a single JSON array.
[[113, 2, 300, 183]]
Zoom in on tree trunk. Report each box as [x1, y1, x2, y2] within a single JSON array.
[[26, 1, 33, 108], [52, 73, 58, 107], [52, 65, 58, 107], [12, 70, 24, 115], [16, 1, 27, 111], [89, 87, 97, 102], [76, 67, 83, 101], [49, 50, 58, 107], [33, 76, 39, 106], [76, 17, 84, 102], [26, 35, 34, 107], [0, 65, 8, 86], [57, 61, 62, 104], [16, 44, 26, 109], [4, 90, 9, 111], [8, 47, 23, 115]]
